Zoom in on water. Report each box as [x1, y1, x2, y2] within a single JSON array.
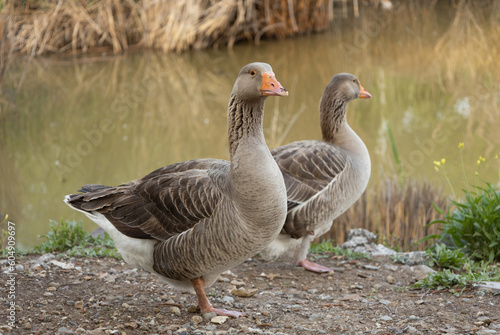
[[1, 4, 499, 248]]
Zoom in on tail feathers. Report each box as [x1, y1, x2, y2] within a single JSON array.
[[78, 184, 112, 193]]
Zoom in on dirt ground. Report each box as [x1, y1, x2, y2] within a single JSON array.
[[1, 253, 499, 335]]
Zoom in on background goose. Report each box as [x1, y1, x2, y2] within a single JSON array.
[[260, 73, 372, 273], [64, 62, 288, 317]]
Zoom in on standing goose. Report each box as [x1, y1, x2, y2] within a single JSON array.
[[260, 73, 372, 273], [64, 63, 288, 317]]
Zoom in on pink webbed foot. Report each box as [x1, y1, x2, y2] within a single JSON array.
[[298, 259, 334, 273], [191, 278, 246, 318]]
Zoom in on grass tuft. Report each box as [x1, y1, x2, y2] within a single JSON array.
[[32, 219, 119, 258], [424, 183, 500, 263]]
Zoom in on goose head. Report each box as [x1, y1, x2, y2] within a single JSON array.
[[232, 62, 288, 101], [325, 73, 372, 102]]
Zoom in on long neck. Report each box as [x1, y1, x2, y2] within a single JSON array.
[[320, 97, 368, 159], [227, 95, 266, 158], [320, 97, 348, 143], [225, 94, 287, 228]]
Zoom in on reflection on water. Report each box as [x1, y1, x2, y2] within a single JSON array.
[[1, 3, 499, 247]]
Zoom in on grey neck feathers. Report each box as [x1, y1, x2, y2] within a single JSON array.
[[227, 95, 265, 157], [320, 96, 348, 143]]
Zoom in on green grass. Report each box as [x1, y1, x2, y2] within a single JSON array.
[[424, 183, 500, 263], [413, 261, 500, 291], [32, 219, 119, 258], [310, 240, 370, 260], [425, 243, 466, 270]]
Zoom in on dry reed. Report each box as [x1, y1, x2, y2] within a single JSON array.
[[322, 177, 448, 251], [0, 0, 338, 56]]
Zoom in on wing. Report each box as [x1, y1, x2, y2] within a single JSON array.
[[272, 140, 347, 206], [272, 140, 348, 238], [66, 159, 230, 241]]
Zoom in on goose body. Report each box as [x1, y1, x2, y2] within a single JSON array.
[[64, 63, 288, 317], [260, 73, 372, 273]]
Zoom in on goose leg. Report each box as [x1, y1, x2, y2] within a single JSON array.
[[298, 259, 334, 273], [191, 278, 246, 318], [295, 235, 334, 273]]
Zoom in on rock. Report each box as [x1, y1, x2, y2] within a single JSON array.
[[309, 313, 323, 321], [75, 301, 84, 309], [203, 312, 217, 320], [57, 327, 74, 334], [230, 279, 246, 286], [341, 229, 398, 256], [24, 322, 31, 329], [231, 288, 258, 297], [170, 306, 181, 316], [383, 264, 399, 272], [15, 264, 24, 271], [474, 281, 500, 291], [191, 315, 203, 324], [187, 305, 198, 313], [475, 316, 492, 326], [406, 326, 418, 333], [379, 315, 393, 321], [0, 325, 12, 332], [211, 315, 228, 324], [50, 260, 75, 270], [386, 275, 395, 284], [222, 295, 235, 305], [408, 265, 436, 281], [37, 253, 55, 263], [363, 264, 380, 271], [125, 322, 138, 329], [371, 244, 398, 256], [379, 299, 391, 305]]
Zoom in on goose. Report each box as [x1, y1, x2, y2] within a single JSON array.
[[260, 73, 372, 273], [64, 62, 288, 317]]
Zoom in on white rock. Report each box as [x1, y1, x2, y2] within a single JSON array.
[[211, 315, 228, 324], [50, 260, 75, 270]]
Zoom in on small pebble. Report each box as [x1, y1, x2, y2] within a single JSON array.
[[191, 315, 203, 324], [170, 306, 181, 316]]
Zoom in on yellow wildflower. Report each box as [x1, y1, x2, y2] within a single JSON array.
[[434, 166, 439, 172], [441, 158, 446, 165], [475, 171, 479, 176], [433, 161, 441, 167], [458, 142, 464, 148]]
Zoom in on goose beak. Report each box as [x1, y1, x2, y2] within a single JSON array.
[[359, 83, 372, 99], [261, 72, 288, 96]]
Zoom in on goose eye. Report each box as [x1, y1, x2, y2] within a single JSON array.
[[352, 79, 357, 83], [250, 70, 256, 76]]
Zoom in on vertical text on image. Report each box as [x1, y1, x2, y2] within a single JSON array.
[[5, 221, 17, 328]]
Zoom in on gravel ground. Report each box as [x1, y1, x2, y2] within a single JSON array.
[[1, 253, 499, 335]]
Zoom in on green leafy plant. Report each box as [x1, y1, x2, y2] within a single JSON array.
[[33, 220, 119, 258], [425, 183, 500, 263], [413, 261, 500, 290], [426, 243, 466, 270], [310, 240, 370, 260]]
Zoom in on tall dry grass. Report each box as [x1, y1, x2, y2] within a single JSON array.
[[0, 0, 335, 56], [322, 177, 448, 251]]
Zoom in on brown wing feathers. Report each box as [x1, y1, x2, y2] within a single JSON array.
[[66, 161, 225, 241], [273, 141, 348, 238]]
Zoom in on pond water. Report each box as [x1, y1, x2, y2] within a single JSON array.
[[1, 3, 499, 248]]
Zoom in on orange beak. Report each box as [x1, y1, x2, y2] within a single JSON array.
[[359, 83, 372, 99], [261, 72, 288, 96]]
